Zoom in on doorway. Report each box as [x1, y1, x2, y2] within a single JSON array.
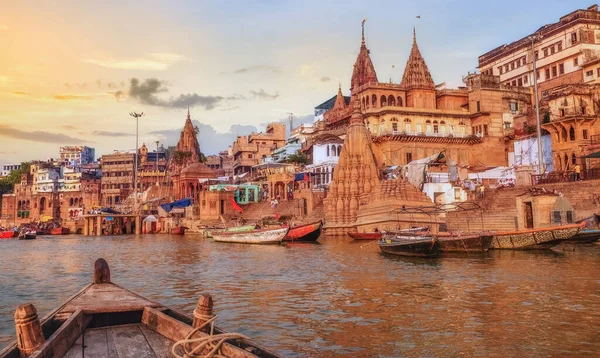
[[220, 200, 225, 215], [524, 201, 534, 229]]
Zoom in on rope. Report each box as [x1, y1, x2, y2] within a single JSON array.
[[171, 314, 248, 358]]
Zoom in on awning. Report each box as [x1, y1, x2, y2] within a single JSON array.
[[583, 151, 600, 159], [143, 215, 158, 222], [40, 215, 54, 222], [160, 198, 192, 213]]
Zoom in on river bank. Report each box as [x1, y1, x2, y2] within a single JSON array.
[[1, 235, 599, 357]]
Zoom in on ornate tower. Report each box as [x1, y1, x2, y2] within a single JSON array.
[[401, 28, 436, 109], [350, 20, 378, 95], [168, 109, 203, 174]]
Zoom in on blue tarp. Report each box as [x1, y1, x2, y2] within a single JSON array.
[[100, 207, 121, 214], [160, 198, 192, 213]]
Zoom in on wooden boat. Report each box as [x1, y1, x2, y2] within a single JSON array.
[[347, 231, 382, 240], [207, 225, 257, 238], [50, 227, 71, 235], [284, 221, 322, 242], [0, 258, 282, 358], [18, 231, 36, 240], [568, 214, 600, 243], [437, 233, 494, 252], [378, 236, 440, 257], [490, 222, 584, 250], [171, 226, 188, 235], [0, 230, 17, 239], [213, 227, 289, 244]]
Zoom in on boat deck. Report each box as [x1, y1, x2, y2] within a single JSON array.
[[65, 324, 174, 358]]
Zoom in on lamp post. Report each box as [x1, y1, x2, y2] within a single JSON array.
[[529, 35, 545, 174], [155, 140, 160, 186], [129, 112, 144, 213]]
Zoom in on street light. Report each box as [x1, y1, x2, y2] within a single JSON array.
[[154, 140, 160, 186], [529, 35, 545, 174], [129, 112, 144, 213]]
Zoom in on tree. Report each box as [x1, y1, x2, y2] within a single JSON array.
[[199, 152, 207, 163], [286, 152, 307, 165], [0, 162, 31, 206]]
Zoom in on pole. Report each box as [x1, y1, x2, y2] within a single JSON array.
[[129, 112, 144, 215], [530, 36, 545, 174], [155, 140, 159, 186]]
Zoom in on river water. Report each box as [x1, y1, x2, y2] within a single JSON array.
[[1, 235, 599, 357]]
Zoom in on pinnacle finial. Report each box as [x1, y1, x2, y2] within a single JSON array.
[[361, 18, 367, 46], [413, 26, 416, 43]]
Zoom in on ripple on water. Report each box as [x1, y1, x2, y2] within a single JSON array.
[[1, 236, 600, 356]]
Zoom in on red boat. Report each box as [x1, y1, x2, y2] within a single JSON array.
[[171, 226, 188, 235], [347, 231, 382, 240], [284, 221, 322, 242], [50, 227, 71, 235], [0, 231, 17, 239]]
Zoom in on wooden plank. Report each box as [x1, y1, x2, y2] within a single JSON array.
[[63, 334, 83, 358], [141, 307, 260, 358], [29, 310, 91, 358], [139, 325, 174, 358], [82, 329, 108, 358], [60, 284, 162, 315], [105, 327, 119, 358], [109, 325, 156, 358]]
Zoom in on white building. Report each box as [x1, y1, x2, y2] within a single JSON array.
[[478, 5, 600, 92], [59, 146, 95, 166], [1, 163, 21, 177], [304, 134, 343, 189], [58, 166, 82, 192], [34, 167, 60, 193]]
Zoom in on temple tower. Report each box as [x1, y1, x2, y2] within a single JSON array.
[[401, 28, 436, 109], [168, 109, 203, 174], [350, 20, 378, 95]]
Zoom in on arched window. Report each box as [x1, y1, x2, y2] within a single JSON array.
[[79, 198, 83, 206], [379, 118, 386, 135], [397, 96, 403, 107], [562, 127, 568, 142], [433, 120, 439, 134], [18, 201, 22, 210], [380, 95, 387, 107], [388, 95, 395, 106], [564, 153, 569, 169], [331, 145, 337, 156], [327, 146, 330, 157], [569, 126, 575, 141], [458, 121, 466, 135], [572, 153, 577, 165], [391, 118, 398, 133], [362, 97, 365, 109], [372, 94, 377, 107], [366, 95, 370, 108], [439, 121, 446, 134], [555, 155, 562, 171], [337, 145, 342, 156], [425, 120, 432, 134], [69, 198, 74, 206], [404, 118, 412, 133]]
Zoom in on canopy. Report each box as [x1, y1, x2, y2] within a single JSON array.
[[160, 198, 192, 213], [40, 216, 54, 223], [143, 215, 158, 222], [294, 172, 310, 181], [583, 151, 600, 159]]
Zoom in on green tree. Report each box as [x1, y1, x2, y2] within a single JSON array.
[[0, 162, 31, 206], [286, 152, 307, 165]]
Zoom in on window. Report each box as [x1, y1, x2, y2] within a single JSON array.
[[476, 101, 481, 112], [572, 153, 577, 165], [433, 121, 439, 134], [545, 68, 550, 79], [559, 63, 564, 75], [534, 51, 539, 60], [509, 101, 518, 112], [543, 48, 548, 57], [504, 64, 509, 72], [586, 70, 594, 77], [511, 62, 515, 70], [483, 124, 488, 136], [498, 66, 503, 74], [518, 78, 523, 86], [567, 211, 574, 223], [536, 70, 540, 80], [523, 76, 528, 84], [406, 152, 413, 164], [552, 211, 561, 223], [583, 129, 589, 139], [392, 122, 398, 132], [597, 68, 600, 77], [550, 46, 555, 55], [512, 80, 517, 86], [571, 32, 577, 44], [569, 126, 575, 141], [558, 43, 562, 51], [552, 66, 557, 77], [574, 57, 579, 66], [248, 154, 253, 159]]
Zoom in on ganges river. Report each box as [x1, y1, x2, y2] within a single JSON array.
[[1, 235, 599, 357]]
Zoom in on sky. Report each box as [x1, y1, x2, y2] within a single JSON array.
[[0, 0, 593, 163]]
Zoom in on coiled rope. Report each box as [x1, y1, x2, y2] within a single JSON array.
[[171, 314, 248, 358]]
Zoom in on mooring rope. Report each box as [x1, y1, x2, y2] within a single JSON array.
[[171, 314, 248, 358]]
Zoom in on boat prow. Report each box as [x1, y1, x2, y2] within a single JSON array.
[[347, 231, 382, 240], [284, 221, 322, 242], [212, 227, 289, 244], [490, 222, 584, 250], [0, 258, 282, 358]]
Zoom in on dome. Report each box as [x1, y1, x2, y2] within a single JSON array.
[[180, 162, 216, 178]]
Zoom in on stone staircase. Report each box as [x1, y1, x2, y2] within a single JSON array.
[[237, 199, 297, 221]]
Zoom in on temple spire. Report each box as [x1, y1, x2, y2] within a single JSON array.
[[361, 18, 367, 46], [401, 28, 435, 89], [350, 19, 378, 93], [333, 83, 347, 110]]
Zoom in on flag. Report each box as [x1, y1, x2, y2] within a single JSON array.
[[230, 197, 243, 213]]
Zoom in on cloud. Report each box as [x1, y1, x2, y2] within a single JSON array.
[[84, 53, 188, 71], [249, 88, 279, 100], [320, 76, 331, 82], [119, 78, 243, 110], [12, 91, 29, 95], [51, 94, 93, 101], [92, 130, 131, 137], [0, 125, 90, 144], [60, 125, 77, 130], [150, 120, 257, 155], [232, 65, 281, 75], [110, 91, 126, 101]]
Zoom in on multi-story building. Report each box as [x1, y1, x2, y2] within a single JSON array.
[[221, 149, 234, 177], [138, 143, 168, 191], [303, 134, 344, 189], [100, 151, 134, 207], [478, 4, 600, 94], [59, 146, 95, 166], [1, 163, 21, 177], [231, 123, 286, 175], [206, 155, 222, 171], [315, 24, 532, 170]]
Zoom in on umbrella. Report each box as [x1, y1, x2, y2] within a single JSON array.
[[40, 216, 54, 223], [143, 215, 158, 222]]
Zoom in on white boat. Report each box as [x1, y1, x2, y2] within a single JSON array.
[[212, 227, 289, 244]]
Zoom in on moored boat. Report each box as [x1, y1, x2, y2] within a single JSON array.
[[213, 227, 289, 244], [347, 231, 382, 240], [568, 214, 600, 243], [0, 230, 17, 239], [437, 232, 493, 252], [50, 227, 71, 235], [284, 221, 322, 242], [0, 258, 282, 358], [18, 231, 36, 240], [378, 236, 440, 257], [490, 222, 584, 250], [171, 226, 188, 235]]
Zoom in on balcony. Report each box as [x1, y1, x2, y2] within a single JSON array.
[[233, 157, 257, 168], [375, 130, 470, 138], [532, 168, 600, 185]]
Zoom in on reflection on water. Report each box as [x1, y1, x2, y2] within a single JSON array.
[[1, 235, 600, 357]]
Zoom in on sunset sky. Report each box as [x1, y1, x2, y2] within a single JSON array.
[[0, 0, 591, 164]]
